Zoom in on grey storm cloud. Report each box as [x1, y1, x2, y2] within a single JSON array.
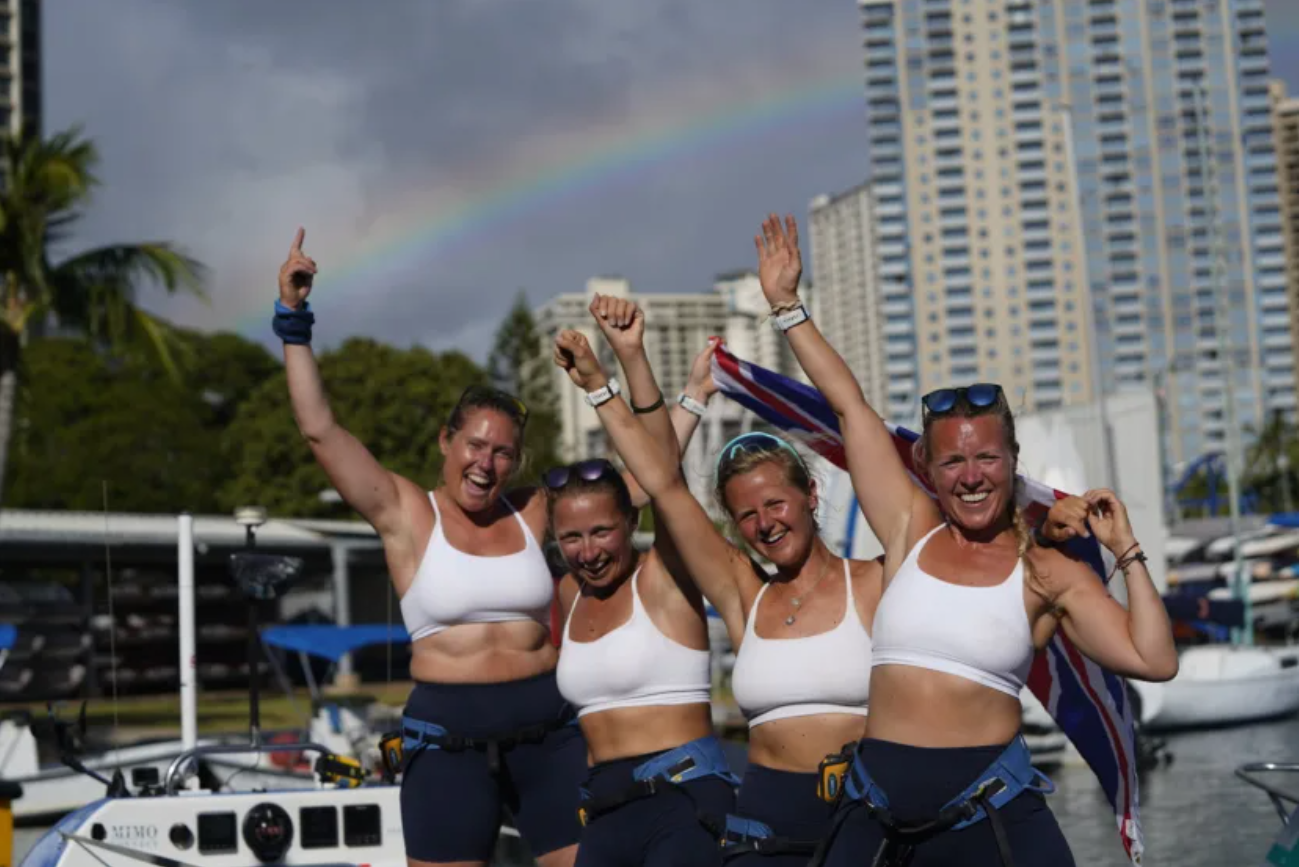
[[41, 0, 1299, 359], [44, 0, 864, 356]]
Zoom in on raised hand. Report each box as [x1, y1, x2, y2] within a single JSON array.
[[278, 227, 317, 310], [1083, 489, 1138, 554], [553, 330, 609, 392], [589, 293, 645, 358], [1042, 495, 1092, 544], [685, 336, 722, 400], [754, 213, 803, 307]]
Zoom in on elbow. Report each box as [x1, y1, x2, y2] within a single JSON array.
[[1133, 649, 1179, 683], [1149, 653, 1180, 683], [298, 418, 338, 446], [640, 465, 688, 501]]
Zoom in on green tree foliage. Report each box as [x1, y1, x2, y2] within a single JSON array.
[[220, 338, 489, 517], [486, 291, 561, 482], [0, 127, 206, 503], [1242, 411, 1299, 514], [7, 339, 224, 512]]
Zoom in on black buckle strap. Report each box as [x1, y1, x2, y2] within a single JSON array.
[[808, 795, 1010, 867], [405, 719, 566, 776], [578, 779, 661, 826], [722, 836, 819, 860]]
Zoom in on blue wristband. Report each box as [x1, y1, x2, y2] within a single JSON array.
[[272, 299, 314, 345], [275, 299, 311, 315]]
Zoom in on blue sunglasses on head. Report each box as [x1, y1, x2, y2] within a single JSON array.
[[714, 431, 806, 477], [921, 383, 1004, 417]]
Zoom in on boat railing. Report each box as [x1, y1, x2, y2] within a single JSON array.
[[1236, 762, 1299, 824], [164, 740, 333, 795]]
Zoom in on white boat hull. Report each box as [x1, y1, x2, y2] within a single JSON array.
[[18, 785, 531, 867], [1132, 646, 1299, 731]]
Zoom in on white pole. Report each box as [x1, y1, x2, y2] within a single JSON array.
[[178, 513, 198, 751], [332, 543, 354, 683]]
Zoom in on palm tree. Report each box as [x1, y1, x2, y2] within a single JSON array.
[[1243, 410, 1298, 513], [0, 127, 206, 504]]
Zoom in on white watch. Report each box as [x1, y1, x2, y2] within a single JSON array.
[[585, 378, 622, 408], [677, 393, 708, 417], [773, 304, 810, 332]]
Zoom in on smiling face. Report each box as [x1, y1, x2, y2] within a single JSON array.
[[551, 489, 638, 588], [722, 461, 819, 570], [438, 407, 522, 513], [922, 413, 1017, 533]]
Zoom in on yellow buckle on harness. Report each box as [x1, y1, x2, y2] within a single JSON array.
[[816, 743, 856, 805], [379, 731, 404, 779], [315, 753, 366, 788]]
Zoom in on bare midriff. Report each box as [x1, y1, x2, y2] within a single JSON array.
[[866, 665, 1022, 748], [409, 620, 557, 684], [747, 713, 869, 773], [578, 703, 715, 765]]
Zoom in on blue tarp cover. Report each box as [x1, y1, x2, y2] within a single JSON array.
[[261, 624, 409, 662]]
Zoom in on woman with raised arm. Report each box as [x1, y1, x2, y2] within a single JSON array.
[[274, 229, 585, 867], [750, 215, 1178, 867], [553, 326, 880, 867], [549, 294, 738, 867]]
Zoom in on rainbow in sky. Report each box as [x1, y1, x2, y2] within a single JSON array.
[[238, 71, 866, 331]]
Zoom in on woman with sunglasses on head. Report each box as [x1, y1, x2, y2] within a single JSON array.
[[275, 228, 591, 867], [553, 328, 881, 867], [546, 293, 739, 867], [750, 215, 1178, 867]]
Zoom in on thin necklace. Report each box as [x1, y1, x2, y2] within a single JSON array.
[[785, 555, 834, 626]]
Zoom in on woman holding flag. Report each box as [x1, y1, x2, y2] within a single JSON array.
[[751, 213, 1178, 867]]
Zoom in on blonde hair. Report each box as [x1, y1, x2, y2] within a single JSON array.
[[713, 434, 814, 519]]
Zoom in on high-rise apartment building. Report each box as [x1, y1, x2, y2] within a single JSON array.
[[860, 0, 1293, 464], [859, 0, 1097, 428], [808, 183, 888, 412], [1270, 80, 1299, 399], [535, 275, 813, 504], [1, 0, 39, 136]]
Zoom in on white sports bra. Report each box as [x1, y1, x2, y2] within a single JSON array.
[[870, 524, 1035, 698], [730, 560, 872, 728], [398, 490, 554, 642], [556, 567, 711, 718]]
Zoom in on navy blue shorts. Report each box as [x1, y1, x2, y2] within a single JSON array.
[[725, 764, 836, 866], [818, 739, 1076, 867], [574, 745, 736, 867], [399, 671, 588, 863]]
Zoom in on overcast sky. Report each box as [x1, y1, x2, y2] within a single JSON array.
[[44, 0, 1299, 360]]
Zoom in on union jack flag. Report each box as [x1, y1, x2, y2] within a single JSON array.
[[711, 345, 1144, 864]]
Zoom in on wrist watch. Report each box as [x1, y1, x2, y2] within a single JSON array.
[[677, 392, 708, 417], [773, 304, 810, 332], [585, 378, 622, 408]]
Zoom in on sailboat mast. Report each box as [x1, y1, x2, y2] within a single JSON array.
[[1194, 86, 1252, 645]]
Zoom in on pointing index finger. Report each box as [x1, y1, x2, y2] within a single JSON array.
[[290, 227, 305, 255]]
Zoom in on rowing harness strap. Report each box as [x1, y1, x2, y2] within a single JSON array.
[[719, 815, 819, 860], [401, 715, 577, 775], [576, 736, 740, 828], [807, 736, 1054, 867]]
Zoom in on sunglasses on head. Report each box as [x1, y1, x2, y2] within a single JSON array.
[[921, 383, 1004, 417], [714, 431, 805, 476], [542, 459, 619, 492], [455, 384, 529, 428]]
